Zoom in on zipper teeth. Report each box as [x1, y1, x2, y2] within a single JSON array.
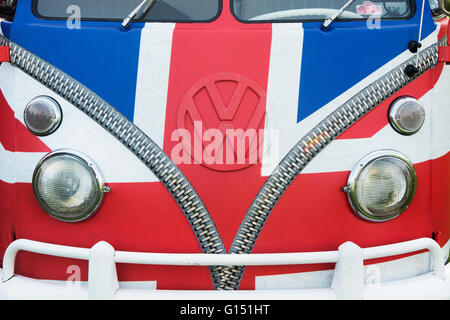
[[0, 35, 442, 291], [216, 42, 440, 290], [0, 35, 227, 289]]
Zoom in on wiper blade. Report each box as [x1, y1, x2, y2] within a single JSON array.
[[322, 0, 356, 29], [122, 0, 156, 29]]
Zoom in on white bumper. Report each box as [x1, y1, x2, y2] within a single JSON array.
[[0, 238, 449, 300]]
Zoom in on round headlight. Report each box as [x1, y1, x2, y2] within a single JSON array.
[[345, 150, 417, 222], [388, 97, 425, 135], [24, 96, 62, 136], [32, 150, 107, 222]]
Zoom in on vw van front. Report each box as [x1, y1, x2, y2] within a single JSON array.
[[0, 0, 449, 299]]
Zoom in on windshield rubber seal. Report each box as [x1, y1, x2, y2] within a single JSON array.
[[31, 0, 223, 24]]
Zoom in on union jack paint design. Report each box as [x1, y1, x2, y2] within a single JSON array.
[[0, 0, 449, 291]]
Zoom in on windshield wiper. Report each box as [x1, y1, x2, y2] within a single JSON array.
[[322, 0, 356, 29], [122, 0, 156, 29]]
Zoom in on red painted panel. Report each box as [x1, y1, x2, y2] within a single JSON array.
[[0, 89, 51, 153], [431, 151, 450, 247], [13, 182, 214, 289], [1, 3, 447, 290], [10, 153, 445, 289], [439, 46, 450, 62], [162, 15, 272, 250], [239, 155, 436, 289], [338, 63, 444, 140]]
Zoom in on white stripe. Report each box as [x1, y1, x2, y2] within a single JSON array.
[[426, 65, 450, 159], [262, 25, 444, 175], [262, 23, 303, 176], [133, 23, 175, 148], [255, 250, 433, 290], [0, 144, 46, 183], [0, 63, 159, 183], [40, 280, 157, 291], [304, 65, 450, 174]]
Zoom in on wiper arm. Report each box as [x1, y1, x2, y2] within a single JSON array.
[[122, 0, 156, 29], [322, 0, 356, 29]]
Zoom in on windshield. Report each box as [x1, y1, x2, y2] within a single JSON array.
[[233, 0, 413, 21], [33, 0, 220, 22]]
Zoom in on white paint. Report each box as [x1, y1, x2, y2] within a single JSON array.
[[255, 250, 433, 290], [256, 268, 334, 290], [133, 23, 175, 148], [0, 144, 46, 183], [117, 281, 157, 290], [88, 241, 119, 300], [1, 24, 445, 184], [2, 267, 450, 300], [0, 63, 159, 183], [17, 279, 157, 290], [303, 64, 450, 174], [262, 23, 303, 176], [255, 238, 447, 293], [331, 242, 364, 299], [113, 248, 339, 266], [261, 26, 445, 175], [423, 64, 450, 160]]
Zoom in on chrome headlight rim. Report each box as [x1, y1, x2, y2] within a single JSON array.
[[346, 150, 417, 223], [24, 96, 63, 137], [32, 149, 105, 223], [388, 96, 425, 136]]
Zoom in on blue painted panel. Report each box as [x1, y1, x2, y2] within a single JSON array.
[[8, 0, 143, 121], [297, 0, 437, 122]]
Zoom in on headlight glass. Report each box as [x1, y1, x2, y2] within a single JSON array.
[[346, 150, 416, 222], [389, 97, 425, 135], [33, 150, 105, 222], [24, 96, 62, 136]]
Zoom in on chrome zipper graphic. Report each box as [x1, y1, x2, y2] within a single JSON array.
[[0, 35, 227, 289], [217, 41, 441, 290], [0, 34, 442, 290]]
